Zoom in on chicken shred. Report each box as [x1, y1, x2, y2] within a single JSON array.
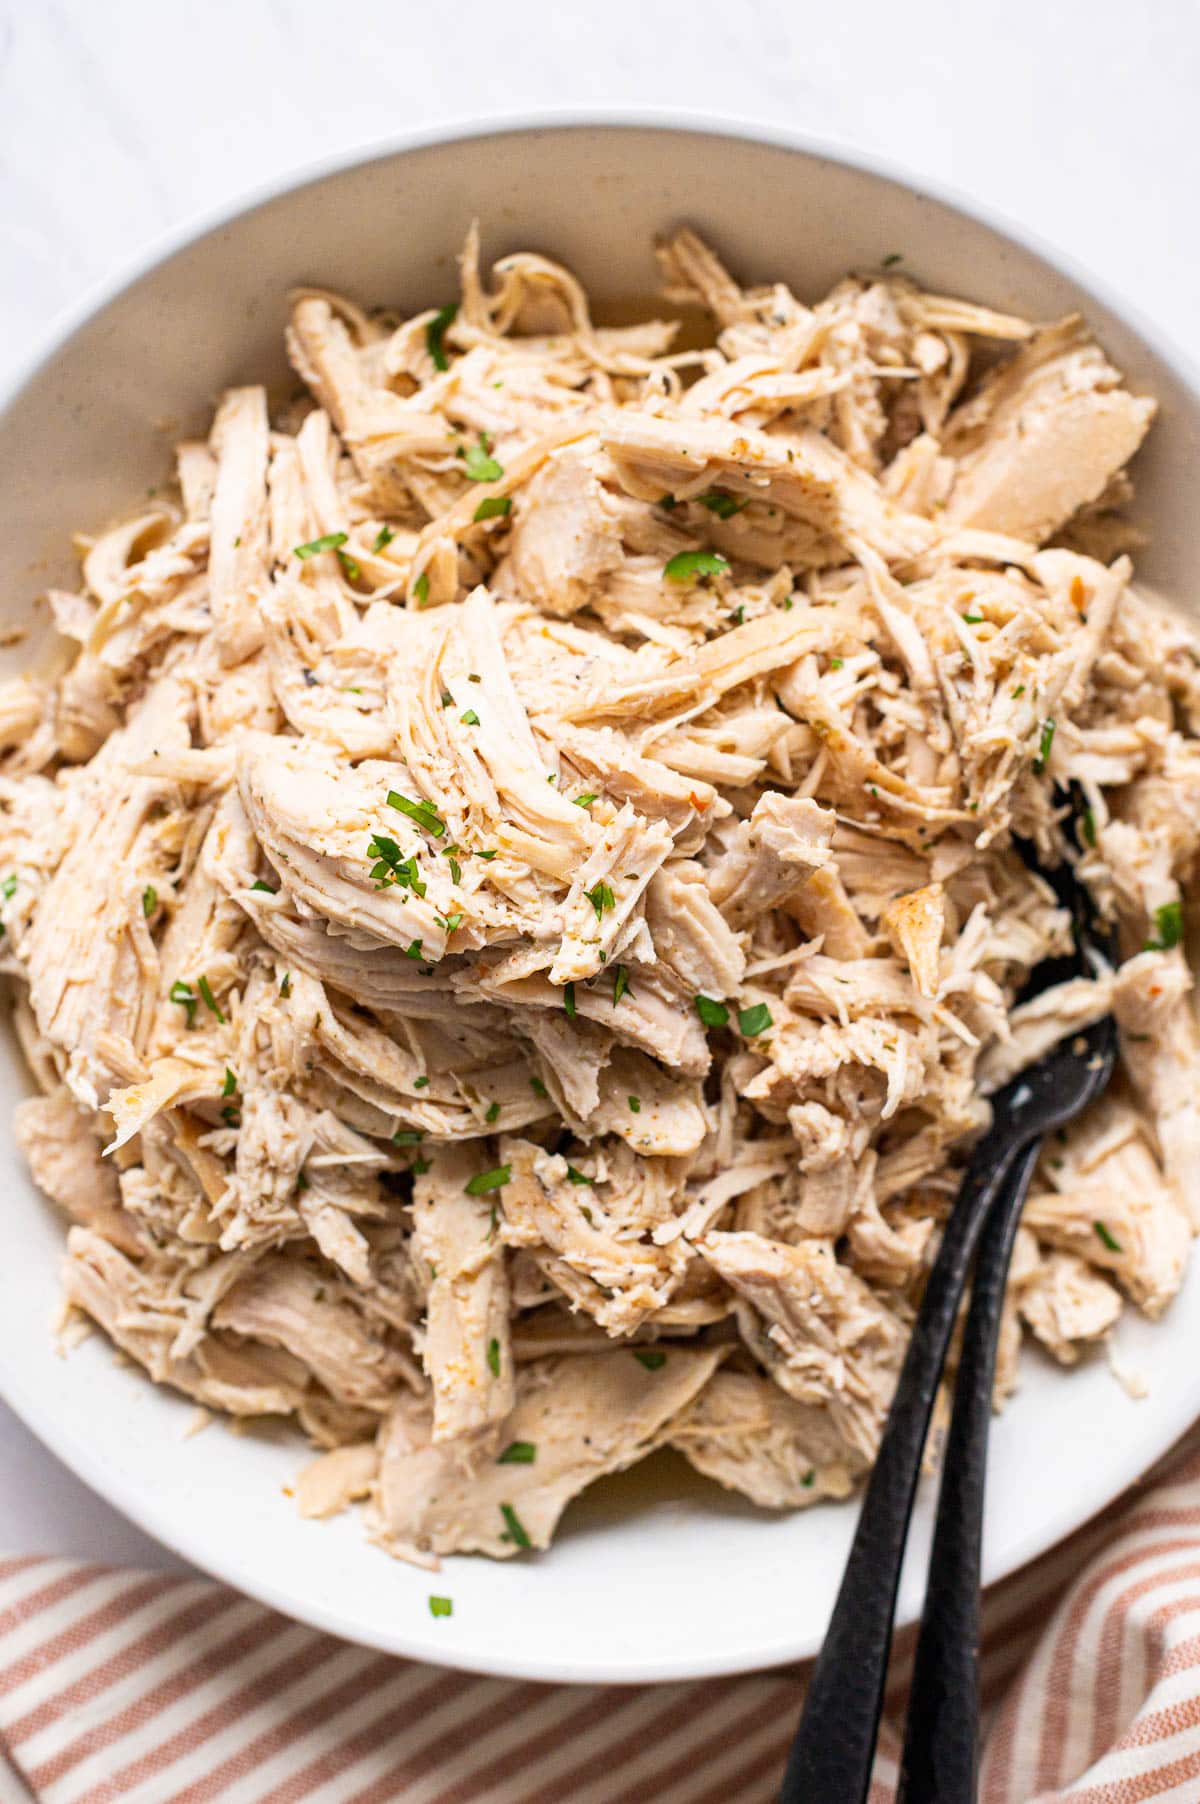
[[2, 226, 1191, 1564]]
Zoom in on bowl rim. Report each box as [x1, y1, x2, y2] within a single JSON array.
[[2, 108, 1199, 1683]]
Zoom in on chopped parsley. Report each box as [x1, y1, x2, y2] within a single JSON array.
[[436, 911, 463, 933], [466, 1165, 511, 1196], [485, 1101, 500, 1123], [612, 964, 631, 1006], [473, 495, 512, 523], [563, 982, 577, 1019], [731, 605, 745, 625], [403, 939, 424, 960], [197, 975, 225, 1023], [530, 1075, 549, 1098], [1, 874, 16, 900], [1011, 684, 1026, 699], [426, 302, 457, 372], [738, 1001, 774, 1038], [413, 1074, 429, 1087], [170, 979, 197, 1028], [635, 1350, 666, 1371], [881, 252, 904, 268], [574, 793, 598, 808], [367, 835, 426, 894], [499, 1503, 531, 1550], [1145, 899, 1184, 951], [698, 489, 748, 519], [1094, 1221, 1122, 1254], [336, 547, 361, 582], [566, 1165, 592, 1186], [1034, 718, 1057, 773], [962, 612, 983, 625], [413, 571, 430, 605], [387, 791, 446, 838], [1081, 806, 1097, 848], [829, 658, 844, 671], [476, 848, 498, 860], [447, 855, 462, 884], [658, 493, 677, 510], [141, 885, 157, 917], [627, 1095, 641, 1114], [220, 1104, 241, 1128], [251, 879, 276, 893], [486, 1337, 501, 1377], [802, 1469, 816, 1487], [222, 1068, 237, 1097], [373, 524, 395, 553], [695, 994, 729, 1029], [393, 1129, 425, 1145], [663, 549, 729, 585], [461, 433, 504, 482], [461, 708, 480, 726], [498, 1441, 536, 1465], [293, 532, 348, 560], [428, 1594, 453, 1619], [280, 973, 292, 998], [585, 881, 615, 921]]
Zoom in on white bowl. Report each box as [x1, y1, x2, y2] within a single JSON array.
[[2, 115, 1199, 1685]]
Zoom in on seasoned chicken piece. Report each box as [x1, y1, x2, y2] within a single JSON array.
[[213, 1254, 410, 1411], [944, 321, 1155, 544], [412, 1144, 514, 1442], [881, 882, 945, 998], [1022, 1098, 1190, 1316], [707, 794, 835, 928], [498, 1137, 691, 1333], [698, 1231, 907, 1463], [976, 975, 1114, 1093], [1112, 951, 1200, 1226], [376, 1346, 723, 1558], [645, 863, 746, 998], [208, 387, 271, 665], [669, 1369, 862, 1507], [15, 1088, 140, 1253], [1016, 1244, 1122, 1364], [499, 444, 625, 615]]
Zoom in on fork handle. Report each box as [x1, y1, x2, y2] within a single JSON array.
[[779, 1133, 1025, 1804], [896, 1136, 1042, 1804]]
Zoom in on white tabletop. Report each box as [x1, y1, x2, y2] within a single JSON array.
[[1, 0, 1198, 1569]]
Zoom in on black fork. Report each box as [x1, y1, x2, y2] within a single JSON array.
[[780, 844, 1117, 1804]]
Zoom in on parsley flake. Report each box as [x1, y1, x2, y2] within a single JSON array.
[[280, 973, 292, 998], [1034, 718, 1057, 773], [485, 1101, 500, 1123], [222, 1068, 237, 1097], [698, 489, 748, 519], [486, 1337, 501, 1376], [142, 885, 157, 917], [739, 1001, 773, 1038], [663, 550, 729, 585], [473, 495, 512, 522], [170, 979, 197, 1028], [1145, 900, 1183, 951], [373, 524, 395, 553], [197, 975, 225, 1023], [612, 964, 631, 1006], [530, 1076, 549, 1098], [695, 995, 729, 1028], [585, 881, 615, 921], [461, 708, 480, 726], [563, 982, 577, 1019], [251, 879, 276, 894], [428, 1594, 453, 1618], [1094, 1221, 1122, 1254], [635, 1350, 666, 1371], [413, 571, 430, 606], [574, 792, 598, 808], [1, 874, 17, 900], [461, 434, 504, 482], [627, 1095, 641, 1113], [387, 791, 446, 838], [498, 1441, 536, 1465], [499, 1503, 531, 1550], [566, 1165, 592, 1186], [426, 302, 457, 372], [466, 1166, 511, 1196], [293, 532, 348, 560]]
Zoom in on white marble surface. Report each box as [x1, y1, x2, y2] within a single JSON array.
[[0, 0, 1198, 1571]]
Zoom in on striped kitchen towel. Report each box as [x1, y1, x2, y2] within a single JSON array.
[[4, 1436, 1200, 1803]]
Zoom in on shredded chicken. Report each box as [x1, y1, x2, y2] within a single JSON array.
[[3, 225, 1191, 1566]]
